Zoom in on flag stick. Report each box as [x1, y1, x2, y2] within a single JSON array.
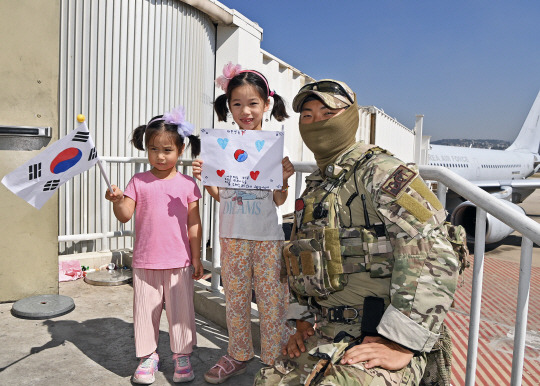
[[97, 160, 114, 193], [77, 114, 114, 193]]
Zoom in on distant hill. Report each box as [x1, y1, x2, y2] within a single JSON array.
[[431, 139, 511, 150]]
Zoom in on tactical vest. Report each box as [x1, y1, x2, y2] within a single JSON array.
[[283, 144, 470, 299], [283, 144, 393, 298]]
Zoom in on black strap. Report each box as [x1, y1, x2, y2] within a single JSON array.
[[361, 297, 385, 338]]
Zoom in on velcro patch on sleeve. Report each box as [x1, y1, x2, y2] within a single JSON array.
[[381, 165, 417, 197], [396, 193, 433, 223], [409, 178, 443, 211]]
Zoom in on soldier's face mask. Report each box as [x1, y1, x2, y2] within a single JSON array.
[[299, 97, 359, 173]]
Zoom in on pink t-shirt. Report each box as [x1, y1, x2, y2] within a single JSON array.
[[124, 171, 202, 269]]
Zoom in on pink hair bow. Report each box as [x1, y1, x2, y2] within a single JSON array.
[[162, 105, 194, 137], [215, 62, 242, 92]]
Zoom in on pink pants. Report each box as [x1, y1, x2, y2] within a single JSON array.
[[132, 267, 196, 358], [220, 238, 291, 365]]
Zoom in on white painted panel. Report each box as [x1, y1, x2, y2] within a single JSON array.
[[371, 108, 416, 163], [59, 0, 216, 253]]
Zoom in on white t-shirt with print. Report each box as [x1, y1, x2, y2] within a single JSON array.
[[218, 187, 285, 241]]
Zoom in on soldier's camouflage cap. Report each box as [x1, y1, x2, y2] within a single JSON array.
[[292, 79, 355, 112]]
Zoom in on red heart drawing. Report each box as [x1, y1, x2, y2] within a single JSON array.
[[217, 170, 225, 177], [250, 171, 260, 180]]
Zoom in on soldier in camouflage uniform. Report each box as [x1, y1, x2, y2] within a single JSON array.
[[254, 80, 460, 385]]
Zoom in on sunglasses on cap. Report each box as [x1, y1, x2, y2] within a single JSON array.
[[298, 81, 354, 104]]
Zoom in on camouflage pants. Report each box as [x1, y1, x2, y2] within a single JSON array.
[[254, 332, 426, 386]]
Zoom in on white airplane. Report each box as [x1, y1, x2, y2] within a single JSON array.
[[427, 90, 540, 244]]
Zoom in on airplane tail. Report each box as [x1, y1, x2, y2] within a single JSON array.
[[506, 90, 540, 153]]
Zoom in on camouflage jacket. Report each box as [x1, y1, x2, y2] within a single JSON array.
[[285, 142, 460, 352]]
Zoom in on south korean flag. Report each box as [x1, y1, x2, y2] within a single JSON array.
[[1, 122, 100, 209]]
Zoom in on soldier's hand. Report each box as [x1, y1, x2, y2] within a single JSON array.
[[282, 320, 315, 358], [340, 336, 413, 370]]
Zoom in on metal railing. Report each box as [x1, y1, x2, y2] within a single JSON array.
[[59, 159, 539, 385], [420, 166, 540, 386]]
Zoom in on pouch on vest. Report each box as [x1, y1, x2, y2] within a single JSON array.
[[284, 187, 348, 297], [443, 222, 470, 276], [283, 234, 335, 298], [361, 227, 394, 278]]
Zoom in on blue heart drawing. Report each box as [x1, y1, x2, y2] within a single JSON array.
[[255, 140, 265, 152], [217, 138, 229, 149]]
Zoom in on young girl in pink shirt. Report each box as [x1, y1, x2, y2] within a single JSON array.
[[106, 106, 203, 384]]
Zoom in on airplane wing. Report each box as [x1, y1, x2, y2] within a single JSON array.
[[471, 178, 540, 189]]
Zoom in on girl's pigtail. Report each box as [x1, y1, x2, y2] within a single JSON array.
[[187, 134, 201, 158], [270, 93, 290, 122], [214, 94, 229, 122], [131, 125, 147, 151]]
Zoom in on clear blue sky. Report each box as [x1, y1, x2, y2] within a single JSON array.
[[219, 1, 540, 141]]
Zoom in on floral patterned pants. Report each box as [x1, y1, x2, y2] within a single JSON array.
[[220, 237, 291, 365]]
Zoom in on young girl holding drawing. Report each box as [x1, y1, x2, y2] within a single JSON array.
[[192, 63, 294, 383], [105, 106, 203, 384]]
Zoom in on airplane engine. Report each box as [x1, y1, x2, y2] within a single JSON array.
[[450, 200, 525, 244]]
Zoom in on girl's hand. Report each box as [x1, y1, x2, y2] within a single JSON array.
[[282, 320, 315, 358], [191, 258, 204, 280], [273, 157, 294, 206], [282, 156, 295, 182], [105, 185, 124, 203], [192, 159, 203, 181]]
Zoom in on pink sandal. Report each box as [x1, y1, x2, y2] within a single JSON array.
[[204, 354, 247, 384]]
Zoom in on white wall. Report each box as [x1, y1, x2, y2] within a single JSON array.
[[58, 0, 216, 253], [369, 107, 416, 163]]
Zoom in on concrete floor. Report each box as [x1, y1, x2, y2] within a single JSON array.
[[2, 188, 540, 385], [0, 279, 263, 385]]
